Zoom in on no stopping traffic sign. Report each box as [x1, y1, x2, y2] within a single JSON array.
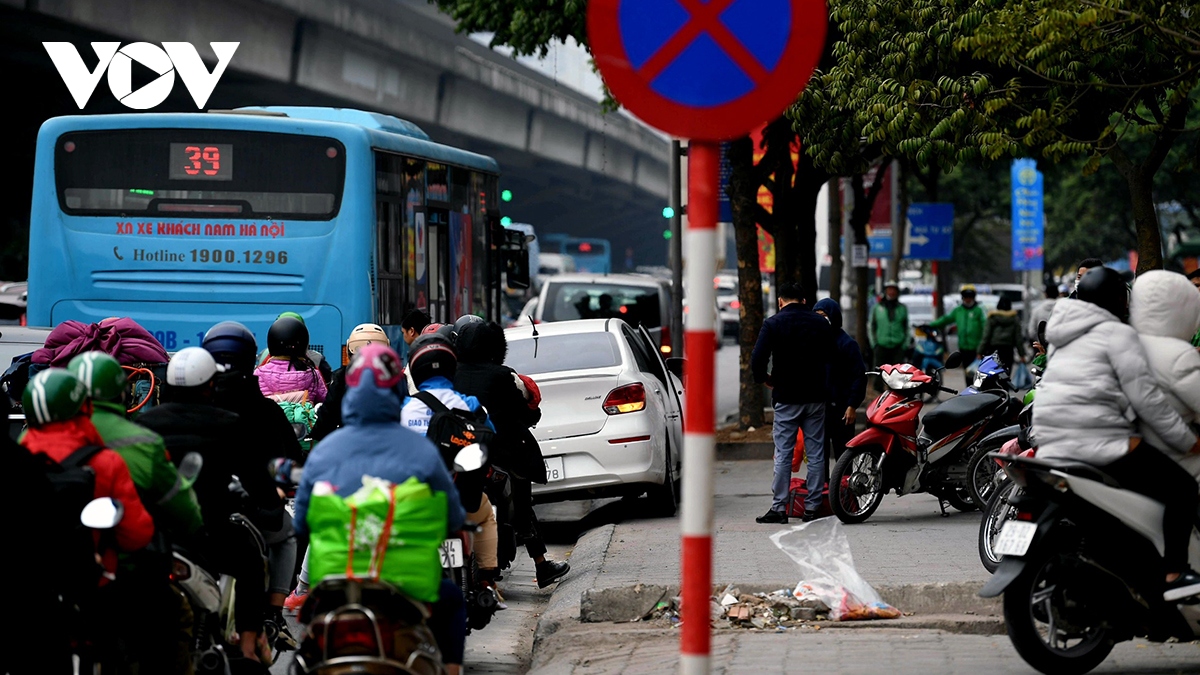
[[589, 0, 827, 140]]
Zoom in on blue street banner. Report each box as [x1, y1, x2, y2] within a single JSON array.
[[1011, 159, 1044, 271], [905, 203, 954, 260]]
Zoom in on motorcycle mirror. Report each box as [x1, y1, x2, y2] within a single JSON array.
[[291, 422, 308, 440], [81, 497, 123, 529], [944, 351, 964, 369], [1037, 320, 1048, 347], [178, 451, 203, 482], [453, 444, 488, 473]]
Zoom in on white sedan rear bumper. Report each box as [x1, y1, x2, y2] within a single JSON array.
[[532, 412, 667, 500]]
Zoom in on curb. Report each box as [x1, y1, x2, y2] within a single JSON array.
[[532, 523, 616, 653], [577, 580, 999, 626], [715, 441, 774, 461]]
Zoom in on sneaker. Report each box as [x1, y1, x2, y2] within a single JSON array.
[[269, 618, 298, 652], [755, 509, 789, 524], [1164, 570, 1200, 602], [283, 589, 308, 613], [535, 560, 570, 589], [801, 510, 821, 522]]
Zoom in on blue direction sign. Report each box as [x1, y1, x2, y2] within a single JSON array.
[[868, 226, 892, 257], [1011, 159, 1044, 271], [905, 203, 954, 260]]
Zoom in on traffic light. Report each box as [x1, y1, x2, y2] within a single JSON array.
[[662, 230, 672, 240], [501, 189, 513, 202], [500, 216, 513, 226], [662, 206, 675, 219]]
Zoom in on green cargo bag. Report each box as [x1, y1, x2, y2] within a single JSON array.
[[306, 476, 448, 603]]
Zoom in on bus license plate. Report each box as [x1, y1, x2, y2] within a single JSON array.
[[993, 521, 1037, 557], [544, 456, 565, 482], [440, 538, 464, 569]]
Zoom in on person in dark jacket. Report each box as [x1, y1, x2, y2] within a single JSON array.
[[139, 348, 279, 665], [980, 296, 1026, 372], [814, 298, 867, 464], [751, 282, 838, 524], [454, 320, 570, 588], [311, 323, 391, 441]]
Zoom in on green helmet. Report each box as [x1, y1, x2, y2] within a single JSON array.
[[22, 368, 89, 427], [277, 311, 305, 325], [68, 351, 127, 402]]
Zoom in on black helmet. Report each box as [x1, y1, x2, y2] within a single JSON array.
[[408, 334, 457, 385], [1076, 266, 1128, 320], [202, 321, 258, 371], [267, 317, 309, 359], [454, 314, 484, 336]]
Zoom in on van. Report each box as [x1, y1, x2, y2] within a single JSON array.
[[532, 274, 675, 354]]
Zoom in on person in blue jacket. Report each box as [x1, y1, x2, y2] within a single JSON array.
[[814, 298, 867, 464], [292, 343, 467, 673]]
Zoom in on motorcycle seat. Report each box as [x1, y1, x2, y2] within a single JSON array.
[[921, 391, 1007, 440]]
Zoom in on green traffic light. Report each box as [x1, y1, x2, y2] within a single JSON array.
[[662, 206, 675, 219], [501, 189, 513, 202], [500, 216, 513, 226], [662, 230, 672, 240]]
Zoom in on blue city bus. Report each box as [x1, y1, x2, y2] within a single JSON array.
[[28, 107, 526, 363], [561, 238, 612, 274]]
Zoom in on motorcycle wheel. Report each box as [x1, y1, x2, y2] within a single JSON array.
[[830, 447, 885, 524], [978, 481, 1020, 573], [946, 486, 977, 512], [967, 443, 1001, 509], [1003, 551, 1114, 675]]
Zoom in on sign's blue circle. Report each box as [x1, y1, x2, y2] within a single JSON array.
[[618, 0, 792, 108]]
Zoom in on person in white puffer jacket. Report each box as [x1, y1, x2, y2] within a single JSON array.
[[1129, 270, 1200, 476], [1034, 266, 1200, 602]]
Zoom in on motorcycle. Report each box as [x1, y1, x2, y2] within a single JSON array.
[[829, 351, 1016, 523], [72, 497, 126, 674], [980, 452, 1200, 674], [440, 444, 501, 633]]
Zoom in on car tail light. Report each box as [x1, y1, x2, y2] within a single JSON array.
[[661, 324, 671, 351], [169, 558, 191, 581], [730, 299, 740, 309], [603, 383, 646, 415]]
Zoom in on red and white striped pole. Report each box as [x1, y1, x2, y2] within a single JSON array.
[[680, 140, 718, 675]]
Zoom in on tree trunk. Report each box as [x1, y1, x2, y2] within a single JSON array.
[[728, 136, 765, 430], [1126, 169, 1164, 273], [828, 179, 842, 305]]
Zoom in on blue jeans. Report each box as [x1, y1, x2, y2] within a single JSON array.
[[771, 401, 827, 513]]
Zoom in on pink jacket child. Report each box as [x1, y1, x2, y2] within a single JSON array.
[[255, 357, 327, 403]]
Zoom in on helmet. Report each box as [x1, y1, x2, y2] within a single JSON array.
[[1076, 266, 1128, 320], [347, 323, 390, 356], [22, 369, 89, 427], [345, 343, 404, 389], [167, 347, 221, 387], [408, 334, 457, 385], [202, 321, 258, 371], [67, 351, 127, 402], [267, 317, 309, 359], [453, 314, 484, 336], [277, 311, 304, 324], [960, 284, 977, 298], [421, 323, 447, 335], [883, 279, 900, 290]]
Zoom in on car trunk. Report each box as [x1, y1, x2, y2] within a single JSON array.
[[530, 369, 623, 440]]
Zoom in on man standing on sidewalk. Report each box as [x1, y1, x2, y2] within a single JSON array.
[[814, 299, 867, 464], [751, 282, 837, 524], [867, 280, 910, 391]]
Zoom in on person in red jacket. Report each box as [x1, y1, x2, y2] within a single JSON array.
[[20, 368, 154, 578]]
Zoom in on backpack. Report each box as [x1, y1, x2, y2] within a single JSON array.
[[412, 391, 496, 470], [40, 445, 106, 597]]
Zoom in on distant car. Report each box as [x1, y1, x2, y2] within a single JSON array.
[[537, 253, 576, 280], [531, 273, 676, 354], [0, 281, 27, 325], [715, 277, 739, 340], [505, 319, 683, 512], [900, 294, 935, 333]]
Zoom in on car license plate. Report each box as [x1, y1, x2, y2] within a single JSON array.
[[440, 538, 464, 569], [544, 456, 565, 482], [993, 521, 1037, 557]]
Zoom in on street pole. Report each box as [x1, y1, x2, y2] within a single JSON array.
[[670, 139, 684, 358], [931, 260, 942, 318], [680, 140, 717, 675]]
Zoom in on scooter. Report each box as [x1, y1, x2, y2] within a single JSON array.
[[829, 352, 1014, 524], [440, 444, 500, 633], [981, 452, 1200, 674]]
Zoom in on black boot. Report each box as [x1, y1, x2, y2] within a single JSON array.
[[535, 560, 570, 589]]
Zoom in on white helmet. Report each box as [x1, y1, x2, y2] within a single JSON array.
[[167, 347, 223, 387]]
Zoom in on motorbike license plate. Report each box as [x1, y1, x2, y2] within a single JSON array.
[[544, 456, 565, 483], [440, 538, 464, 569], [993, 521, 1037, 557]]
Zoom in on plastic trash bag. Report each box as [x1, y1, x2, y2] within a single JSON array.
[[770, 518, 901, 621], [1011, 362, 1033, 390]]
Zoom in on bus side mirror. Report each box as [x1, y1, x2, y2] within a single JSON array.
[[500, 228, 530, 290]]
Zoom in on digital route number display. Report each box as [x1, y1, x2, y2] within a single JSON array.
[[169, 143, 233, 181]]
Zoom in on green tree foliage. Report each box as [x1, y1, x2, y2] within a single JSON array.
[[431, 0, 587, 56], [957, 0, 1199, 271]]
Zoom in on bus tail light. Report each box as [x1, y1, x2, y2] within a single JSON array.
[[603, 383, 646, 415]]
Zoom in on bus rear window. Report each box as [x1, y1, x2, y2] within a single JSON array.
[[55, 129, 345, 219]]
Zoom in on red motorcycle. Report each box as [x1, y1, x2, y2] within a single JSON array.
[[829, 354, 1013, 524]]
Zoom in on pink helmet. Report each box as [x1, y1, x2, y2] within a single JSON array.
[[345, 343, 404, 389]]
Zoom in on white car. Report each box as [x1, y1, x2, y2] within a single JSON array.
[[505, 319, 684, 514], [715, 277, 739, 340]]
